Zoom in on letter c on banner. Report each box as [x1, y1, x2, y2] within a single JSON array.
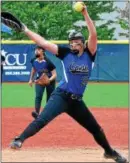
[[6, 54, 16, 65]]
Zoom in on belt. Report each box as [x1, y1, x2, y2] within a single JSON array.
[[58, 88, 82, 101]]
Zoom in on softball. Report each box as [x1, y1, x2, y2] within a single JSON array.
[[73, 2, 84, 12]]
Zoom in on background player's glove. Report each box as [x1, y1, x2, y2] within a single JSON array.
[[34, 73, 50, 86], [1, 12, 25, 32]]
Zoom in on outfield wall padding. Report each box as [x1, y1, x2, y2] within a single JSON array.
[[1, 41, 129, 82]]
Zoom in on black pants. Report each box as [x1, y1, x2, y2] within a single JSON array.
[[20, 87, 112, 153]]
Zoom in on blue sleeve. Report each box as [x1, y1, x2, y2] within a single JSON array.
[[56, 45, 71, 60]]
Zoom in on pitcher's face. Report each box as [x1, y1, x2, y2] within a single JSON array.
[[69, 39, 84, 54]]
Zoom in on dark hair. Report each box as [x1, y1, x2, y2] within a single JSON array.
[[35, 46, 45, 51], [68, 31, 85, 43]]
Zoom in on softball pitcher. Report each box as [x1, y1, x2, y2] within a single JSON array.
[[8, 3, 127, 163]]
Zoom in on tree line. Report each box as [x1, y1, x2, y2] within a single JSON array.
[[1, 1, 128, 40]]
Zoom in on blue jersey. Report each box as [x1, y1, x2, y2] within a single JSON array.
[[57, 45, 96, 96], [31, 56, 56, 79]]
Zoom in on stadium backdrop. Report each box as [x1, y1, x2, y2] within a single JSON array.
[[1, 40, 129, 82]]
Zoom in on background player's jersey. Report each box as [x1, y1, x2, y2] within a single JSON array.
[[57, 45, 96, 96], [31, 56, 56, 79]]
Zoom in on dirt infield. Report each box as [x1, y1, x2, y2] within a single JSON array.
[[2, 148, 128, 162], [2, 108, 128, 162]]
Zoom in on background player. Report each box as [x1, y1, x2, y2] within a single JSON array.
[[28, 46, 56, 119]]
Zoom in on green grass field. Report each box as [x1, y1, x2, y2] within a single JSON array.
[[2, 83, 128, 108]]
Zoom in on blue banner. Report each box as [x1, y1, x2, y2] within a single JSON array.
[[1, 43, 129, 82], [91, 44, 129, 81], [1, 44, 34, 82]]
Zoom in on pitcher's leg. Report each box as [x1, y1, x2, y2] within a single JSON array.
[[46, 81, 55, 102], [10, 91, 68, 149], [67, 101, 113, 154]]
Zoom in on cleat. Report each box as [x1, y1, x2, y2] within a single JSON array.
[[10, 136, 22, 149], [32, 111, 39, 119], [104, 149, 127, 163]]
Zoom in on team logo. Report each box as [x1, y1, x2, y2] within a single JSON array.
[[69, 62, 89, 74], [69, 62, 90, 86], [1, 49, 27, 70]]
